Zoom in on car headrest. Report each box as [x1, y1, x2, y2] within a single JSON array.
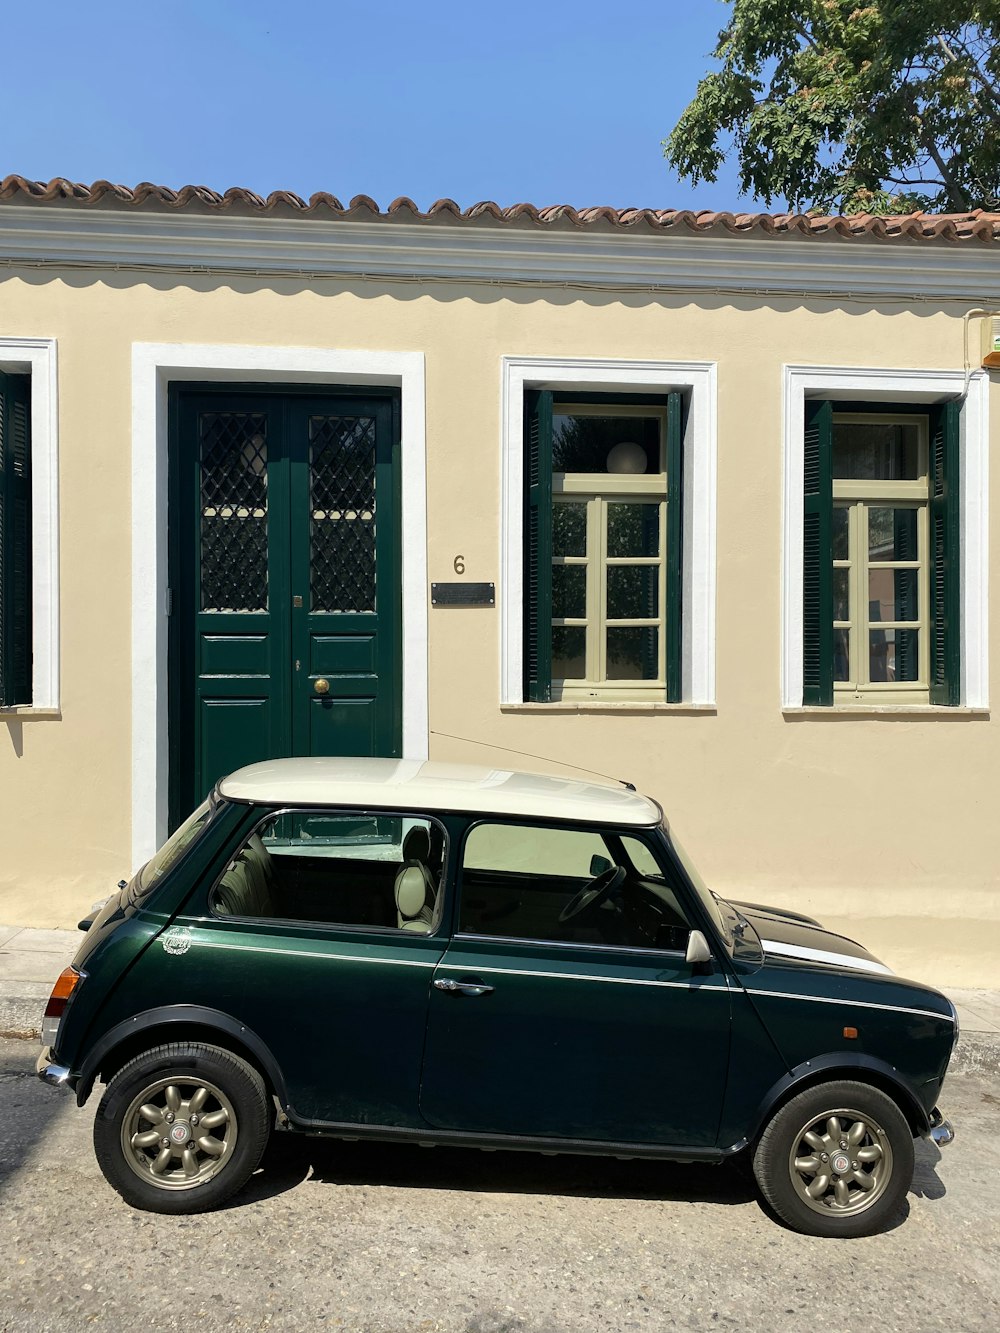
[[395, 865, 429, 919], [402, 825, 431, 864]]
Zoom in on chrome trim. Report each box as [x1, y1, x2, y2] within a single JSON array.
[[927, 1110, 955, 1147], [745, 986, 955, 1022], [35, 1048, 71, 1087]]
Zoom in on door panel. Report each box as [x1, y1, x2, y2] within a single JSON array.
[[176, 397, 291, 813], [311, 633, 377, 675], [289, 398, 399, 761], [199, 696, 273, 781], [309, 695, 378, 756], [171, 388, 401, 825], [199, 632, 270, 676], [419, 936, 732, 1147], [151, 919, 444, 1125]]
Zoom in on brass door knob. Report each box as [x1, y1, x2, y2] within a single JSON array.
[[314, 678, 330, 695]]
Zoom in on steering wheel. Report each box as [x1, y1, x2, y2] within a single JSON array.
[[558, 865, 626, 923]]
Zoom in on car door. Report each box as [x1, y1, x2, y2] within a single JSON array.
[[169, 808, 447, 1126], [418, 819, 732, 1148]]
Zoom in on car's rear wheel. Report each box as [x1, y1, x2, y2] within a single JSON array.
[[94, 1042, 271, 1213], [753, 1080, 914, 1237]]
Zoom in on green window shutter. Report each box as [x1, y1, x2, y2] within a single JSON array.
[[0, 370, 32, 708], [523, 389, 553, 701], [928, 400, 960, 705], [802, 399, 833, 706], [893, 508, 918, 682], [665, 390, 683, 702]]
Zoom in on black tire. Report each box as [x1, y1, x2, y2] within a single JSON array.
[[752, 1080, 914, 1238], [93, 1042, 271, 1214]]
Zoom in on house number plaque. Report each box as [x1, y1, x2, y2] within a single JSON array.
[[431, 582, 495, 607]]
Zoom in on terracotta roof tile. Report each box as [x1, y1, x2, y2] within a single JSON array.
[[1, 175, 998, 244]]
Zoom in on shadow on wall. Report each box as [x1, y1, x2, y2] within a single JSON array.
[[7, 262, 952, 321], [4, 719, 23, 758]]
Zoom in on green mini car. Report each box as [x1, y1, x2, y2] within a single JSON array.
[[37, 758, 957, 1237]]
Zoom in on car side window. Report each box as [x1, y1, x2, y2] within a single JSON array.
[[459, 822, 693, 951], [211, 810, 445, 934]]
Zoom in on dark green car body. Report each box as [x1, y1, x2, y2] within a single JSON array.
[[41, 784, 957, 1169]]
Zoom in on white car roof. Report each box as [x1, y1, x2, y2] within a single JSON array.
[[218, 757, 662, 827]]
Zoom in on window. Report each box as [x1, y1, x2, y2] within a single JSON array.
[[133, 797, 216, 901], [803, 400, 959, 706], [525, 392, 683, 702], [0, 370, 32, 707], [459, 821, 694, 951], [211, 811, 445, 932]]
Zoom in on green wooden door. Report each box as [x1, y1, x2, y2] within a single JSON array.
[[170, 388, 401, 826]]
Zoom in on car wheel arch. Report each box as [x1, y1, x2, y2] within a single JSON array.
[[749, 1052, 929, 1146], [75, 1006, 289, 1112]]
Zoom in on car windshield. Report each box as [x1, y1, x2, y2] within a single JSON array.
[[132, 798, 216, 901], [663, 825, 735, 952]]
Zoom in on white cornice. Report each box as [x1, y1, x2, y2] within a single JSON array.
[[0, 205, 998, 302]]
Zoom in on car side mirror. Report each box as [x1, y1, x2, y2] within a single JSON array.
[[589, 854, 613, 877], [685, 929, 713, 966]]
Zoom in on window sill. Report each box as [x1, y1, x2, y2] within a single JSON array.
[[784, 705, 989, 718], [0, 707, 61, 721], [501, 702, 717, 715]]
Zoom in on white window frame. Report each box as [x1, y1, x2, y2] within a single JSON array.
[[782, 365, 989, 709], [131, 343, 428, 872], [501, 356, 717, 705], [0, 337, 59, 713]]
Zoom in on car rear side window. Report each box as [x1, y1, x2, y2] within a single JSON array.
[[210, 809, 446, 935]]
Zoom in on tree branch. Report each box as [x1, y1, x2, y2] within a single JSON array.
[[791, 21, 819, 53], [921, 130, 968, 209], [944, 31, 1000, 112]]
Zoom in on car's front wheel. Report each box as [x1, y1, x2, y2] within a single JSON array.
[[753, 1080, 914, 1237], [93, 1042, 271, 1213]]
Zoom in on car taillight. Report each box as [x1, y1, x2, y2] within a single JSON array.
[[41, 967, 83, 1047]]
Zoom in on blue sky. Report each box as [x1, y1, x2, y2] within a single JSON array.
[[2, 0, 765, 212]]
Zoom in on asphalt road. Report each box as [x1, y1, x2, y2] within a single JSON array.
[[1, 1039, 997, 1333]]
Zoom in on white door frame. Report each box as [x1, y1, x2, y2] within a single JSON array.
[[131, 343, 428, 869]]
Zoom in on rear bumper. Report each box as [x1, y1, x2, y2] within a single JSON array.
[[926, 1106, 955, 1147], [35, 1047, 73, 1089]]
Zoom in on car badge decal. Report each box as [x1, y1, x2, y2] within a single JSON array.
[[161, 927, 193, 957]]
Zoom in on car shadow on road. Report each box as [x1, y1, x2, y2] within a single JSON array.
[[911, 1139, 947, 1200], [240, 1132, 756, 1208], [237, 1131, 946, 1233], [0, 1044, 76, 1198]]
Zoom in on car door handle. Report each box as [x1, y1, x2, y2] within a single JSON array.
[[433, 977, 495, 997]]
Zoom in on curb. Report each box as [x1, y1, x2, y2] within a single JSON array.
[[0, 991, 48, 1041], [948, 1031, 1000, 1078]]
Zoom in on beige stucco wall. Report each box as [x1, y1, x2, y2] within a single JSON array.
[[1, 263, 997, 987]]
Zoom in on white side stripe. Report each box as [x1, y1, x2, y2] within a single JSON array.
[[747, 987, 953, 1023], [192, 938, 438, 968], [457, 964, 729, 992], [761, 939, 894, 976]]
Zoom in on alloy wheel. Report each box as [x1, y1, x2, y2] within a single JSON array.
[[788, 1106, 893, 1216], [120, 1075, 238, 1190]]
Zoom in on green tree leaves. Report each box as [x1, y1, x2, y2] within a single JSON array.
[[663, 1, 1000, 213]]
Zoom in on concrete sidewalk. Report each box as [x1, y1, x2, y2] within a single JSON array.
[[2, 922, 998, 1072]]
